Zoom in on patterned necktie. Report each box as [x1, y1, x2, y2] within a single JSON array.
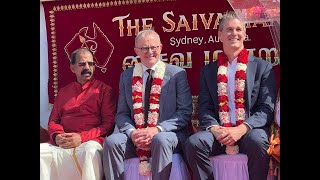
[[144, 69, 153, 124]]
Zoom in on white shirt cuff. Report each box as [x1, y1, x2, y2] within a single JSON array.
[[206, 125, 220, 131], [243, 122, 253, 130], [156, 125, 164, 132], [126, 128, 135, 138]]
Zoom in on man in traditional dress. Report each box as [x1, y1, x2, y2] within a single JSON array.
[[103, 29, 193, 180], [184, 11, 276, 180], [40, 47, 116, 180]]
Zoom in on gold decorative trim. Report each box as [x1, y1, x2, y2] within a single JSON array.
[[48, 103, 54, 110], [191, 95, 199, 127], [72, 147, 83, 177], [48, 0, 176, 100]]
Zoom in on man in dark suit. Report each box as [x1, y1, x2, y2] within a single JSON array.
[[103, 29, 192, 180], [184, 11, 276, 180]]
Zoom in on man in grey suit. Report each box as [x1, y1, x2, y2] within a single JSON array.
[[184, 11, 276, 180], [103, 29, 192, 180]]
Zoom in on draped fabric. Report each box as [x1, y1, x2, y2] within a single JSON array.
[[40, 141, 103, 180], [210, 154, 277, 180], [124, 154, 191, 180], [210, 154, 249, 180]]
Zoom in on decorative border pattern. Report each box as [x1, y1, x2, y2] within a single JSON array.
[[47, 0, 176, 104], [191, 95, 199, 126]]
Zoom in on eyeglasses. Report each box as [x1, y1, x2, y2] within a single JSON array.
[[136, 45, 160, 53], [78, 61, 96, 67]]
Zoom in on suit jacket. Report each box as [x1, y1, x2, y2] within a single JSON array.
[[116, 62, 193, 138], [198, 55, 276, 130]]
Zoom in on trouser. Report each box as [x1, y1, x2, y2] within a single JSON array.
[[184, 129, 270, 180], [103, 132, 184, 180]]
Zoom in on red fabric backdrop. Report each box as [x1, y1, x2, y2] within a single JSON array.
[[42, 0, 280, 105]]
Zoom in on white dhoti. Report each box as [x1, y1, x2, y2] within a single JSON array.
[[40, 140, 103, 180]]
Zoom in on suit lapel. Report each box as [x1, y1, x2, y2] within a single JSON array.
[[160, 64, 170, 106], [245, 56, 257, 112], [205, 62, 218, 106], [127, 69, 134, 111]]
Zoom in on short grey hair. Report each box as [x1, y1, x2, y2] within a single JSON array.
[[135, 29, 161, 47], [218, 11, 246, 32]]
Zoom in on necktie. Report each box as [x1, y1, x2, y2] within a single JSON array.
[[144, 69, 153, 124]]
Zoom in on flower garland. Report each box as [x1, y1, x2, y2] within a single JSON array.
[[132, 61, 166, 175], [217, 48, 249, 155]]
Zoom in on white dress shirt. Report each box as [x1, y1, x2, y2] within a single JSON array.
[[207, 58, 252, 130], [126, 61, 163, 137]]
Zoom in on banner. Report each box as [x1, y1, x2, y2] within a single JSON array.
[[42, 0, 280, 124]]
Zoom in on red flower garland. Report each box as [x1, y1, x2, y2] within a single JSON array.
[[132, 61, 165, 175], [217, 49, 249, 154]]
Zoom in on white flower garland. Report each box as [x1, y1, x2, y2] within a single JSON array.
[[132, 61, 166, 175], [217, 49, 249, 155]]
